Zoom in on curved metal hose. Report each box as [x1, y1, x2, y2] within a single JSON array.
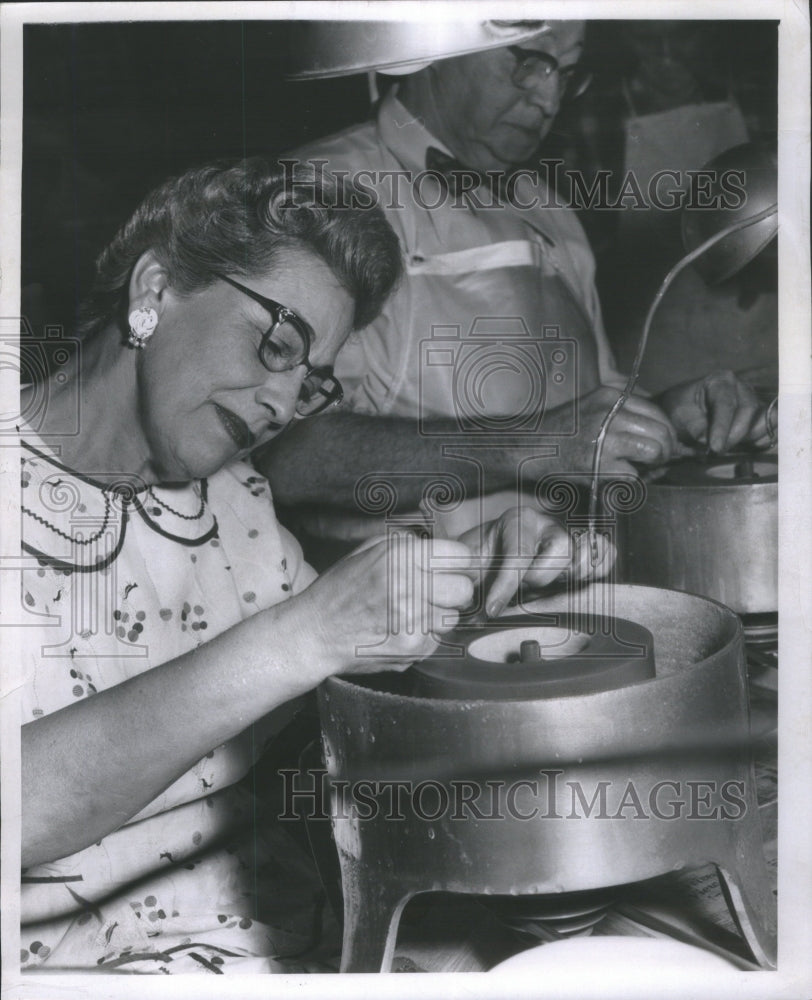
[[587, 203, 778, 564]]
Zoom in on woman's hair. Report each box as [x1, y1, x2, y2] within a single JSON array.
[[78, 158, 402, 337]]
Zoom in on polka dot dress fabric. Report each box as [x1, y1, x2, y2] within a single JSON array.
[[19, 435, 322, 973]]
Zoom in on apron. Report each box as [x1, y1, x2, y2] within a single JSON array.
[[409, 235, 600, 424], [300, 222, 603, 544]]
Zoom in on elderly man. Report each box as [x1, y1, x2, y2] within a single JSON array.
[[256, 20, 768, 550]]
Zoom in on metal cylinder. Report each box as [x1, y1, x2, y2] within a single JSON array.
[[619, 456, 777, 614], [319, 585, 775, 971]]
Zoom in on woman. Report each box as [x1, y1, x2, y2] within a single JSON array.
[[19, 159, 611, 973]]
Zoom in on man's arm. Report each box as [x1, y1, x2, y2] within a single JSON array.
[[254, 411, 511, 509], [255, 389, 681, 511]]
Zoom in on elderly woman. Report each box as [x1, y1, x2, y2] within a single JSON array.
[[19, 159, 611, 974]]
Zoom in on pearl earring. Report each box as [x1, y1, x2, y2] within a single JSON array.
[[127, 306, 158, 348]]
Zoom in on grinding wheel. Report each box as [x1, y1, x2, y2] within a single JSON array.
[[412, 614, 655, 700]]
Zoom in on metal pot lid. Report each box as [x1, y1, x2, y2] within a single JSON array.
[[286, 20, 550, 80]]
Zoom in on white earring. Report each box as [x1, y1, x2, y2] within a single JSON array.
[[127, 306, 158, 348]]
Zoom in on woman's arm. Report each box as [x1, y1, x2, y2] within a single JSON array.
[[22, 535, 474, 868], [22, 596, 326, 868]]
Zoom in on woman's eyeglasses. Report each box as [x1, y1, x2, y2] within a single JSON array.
[[506, 46, 592, 102], [216, 273, 344, 417]]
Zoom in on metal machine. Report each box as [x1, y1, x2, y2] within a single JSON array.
[[319, 585, 776, 972]]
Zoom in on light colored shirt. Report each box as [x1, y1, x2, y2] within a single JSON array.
[[19, 434, 322, 973], [291, 90, 622, 420], [286, 91, 625, 539]]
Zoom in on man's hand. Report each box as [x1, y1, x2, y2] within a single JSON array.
[[658, 371, 770, 453], [537, 386, 680, 478]]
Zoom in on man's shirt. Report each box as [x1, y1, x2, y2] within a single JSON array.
[[287, 89, 623, 424]]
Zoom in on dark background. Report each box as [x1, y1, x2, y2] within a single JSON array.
[[22, 21, 368, 328], [21, 18, 778, 387]]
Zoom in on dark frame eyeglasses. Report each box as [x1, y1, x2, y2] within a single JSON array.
[[215, 272, 344, 417], [506, 45, 592, 102]]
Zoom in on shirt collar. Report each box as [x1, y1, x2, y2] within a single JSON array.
[[376, 87, 454, 174], [373, 85, 561, 248]]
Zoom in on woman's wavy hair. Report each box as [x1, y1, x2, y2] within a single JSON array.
[[78, 158, 402, 337]]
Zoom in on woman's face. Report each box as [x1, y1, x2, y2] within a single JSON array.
[[138, 251, 355, 482]]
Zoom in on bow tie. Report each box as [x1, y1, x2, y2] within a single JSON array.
[[425, 146, 485, 194]]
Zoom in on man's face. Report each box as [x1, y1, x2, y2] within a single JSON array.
[[424, 21, 585, 172]]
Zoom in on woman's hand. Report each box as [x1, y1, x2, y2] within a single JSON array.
[[293, 533, 476, 675], [459, 507, 616, 618], [22, 532, 473, 867]]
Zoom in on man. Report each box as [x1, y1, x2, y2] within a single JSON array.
[[257, 20, 768, 551]]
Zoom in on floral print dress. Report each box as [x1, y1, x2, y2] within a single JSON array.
[[19, 433, 328, 974]]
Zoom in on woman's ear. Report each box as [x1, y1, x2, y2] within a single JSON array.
[[127, 250, 170, 316]]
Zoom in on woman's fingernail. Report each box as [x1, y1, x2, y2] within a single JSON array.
[[487, 600, 505, 619]]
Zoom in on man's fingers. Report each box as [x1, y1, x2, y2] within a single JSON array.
[[724, 399, 763, 449], [599, 401, 678, 466], [620, 415, 675, 459], [747, 407, 774, 449], [617, 392, 672, 422], [594, 455, 639, 478], [702, 373, 765, 453], [703, 377, 740, 453], [616, 396, 680, 450], [605, 429, 672, 467]]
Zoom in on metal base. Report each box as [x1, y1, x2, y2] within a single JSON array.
[[320, 585, 776, 972]]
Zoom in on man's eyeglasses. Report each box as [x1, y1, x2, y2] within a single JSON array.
[[506, 45, 592, 102], [216, 272, 344, 417]]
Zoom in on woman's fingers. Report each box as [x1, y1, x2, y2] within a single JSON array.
[[429, 605, 461, 636], [523, 522, 573, 589], [430, 568, 475, 610], [571, 531, 616, 581], [479, 512, 573, 616], [388, 539, 468, 641], [478, 516, 527, 617], [311, 534, 478, 674]]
